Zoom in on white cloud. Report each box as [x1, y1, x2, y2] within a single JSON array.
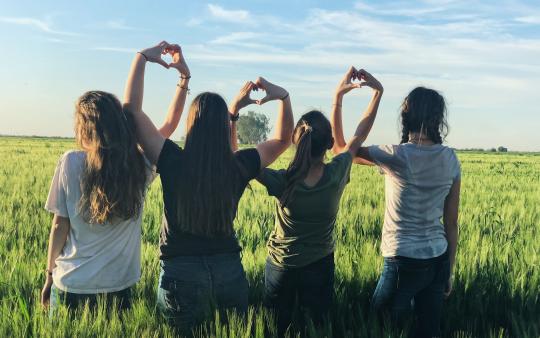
[[0, 16, 78, 36], [104, 19, 135, 30], [93, 46, 137, 53], [207, 4, 250, 23], [211, 32, 258, 44], [515, 16, 540, 24]]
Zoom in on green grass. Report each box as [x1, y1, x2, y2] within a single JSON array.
[[0, 136, 538, 337]]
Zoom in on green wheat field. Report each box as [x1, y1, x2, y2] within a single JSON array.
[[0, 136, 538, 337]]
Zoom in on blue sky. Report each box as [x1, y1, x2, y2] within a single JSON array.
[[0, 0, 539, 150]]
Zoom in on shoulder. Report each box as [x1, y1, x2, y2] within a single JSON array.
[[368, 144, 405, 161], [161, 139, 183, 155], [156, 139, 183, 174], [260, 167, 287, 180], [235, 147, 260, 162], [327, 151, 353, 171], [59, 150, 85, 171], [441, 146, 461, 178], [368, 144, 402, 157], [235, 148, 261, 179]]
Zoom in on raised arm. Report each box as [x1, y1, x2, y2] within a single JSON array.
[[331, 67, 383, 159], [443, 179, 461, 297], [254, 77, 294, 168], [158, 44, 191, 139], [229, 82, 257, 152], [40, 215, 70, 307], [123, 42, 170, 164], [331, 66, 359, 154]]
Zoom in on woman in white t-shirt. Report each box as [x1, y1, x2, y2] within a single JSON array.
[[332, 86, 461, 337], [40, 45, 190, 313]]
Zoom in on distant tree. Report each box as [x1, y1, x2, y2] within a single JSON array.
[[489, 148, 497, 152], [497, 146, 508, 152], [236, 111, 270, 144]]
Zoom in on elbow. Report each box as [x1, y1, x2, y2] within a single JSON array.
[[331, 145, 344, 155], [158, 125, 173, 139]]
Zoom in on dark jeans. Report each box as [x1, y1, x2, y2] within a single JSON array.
[[157, 252, 248, 334], [264, 253, 334, 336], [49, 284, 132, 316], [371, 250, 450, 338]]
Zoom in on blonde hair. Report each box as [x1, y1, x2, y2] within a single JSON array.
[[75, 91, 147, 224]]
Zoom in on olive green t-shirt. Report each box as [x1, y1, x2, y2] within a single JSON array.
[[258, 152, 353, 268]]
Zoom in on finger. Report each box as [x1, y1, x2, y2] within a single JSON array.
[[255, 76, 267, 88], [258, 95, 271, 105], [358, 68, 370, 80], [157, 59, 170, 69], [346, 66, 355, 83], [358, 81, 370, 88]]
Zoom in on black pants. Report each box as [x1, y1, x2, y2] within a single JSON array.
[[264, 253, 334, 336]]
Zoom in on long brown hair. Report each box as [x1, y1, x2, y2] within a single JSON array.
[[75, 91, 147, 224], [400, 87, 448, 144], [280, 110, 333, 207], [177, 92, 244, 237]]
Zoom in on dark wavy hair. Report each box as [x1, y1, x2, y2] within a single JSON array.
[[177, 92, 246, 237], [75, 91, 147, 224], [400, 87, 448, 144], [280, 110, 334, 207]]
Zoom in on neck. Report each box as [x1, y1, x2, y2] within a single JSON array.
[[408, 132, 434, 145]]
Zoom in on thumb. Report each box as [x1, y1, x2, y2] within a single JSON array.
[[257, 95, 271, 105], [157, 59, 169, 69]]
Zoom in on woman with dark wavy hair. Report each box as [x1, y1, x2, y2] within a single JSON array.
[[40, 45, 189, 313], [123, 42, 294, 333], [332, 86, 461, 337]]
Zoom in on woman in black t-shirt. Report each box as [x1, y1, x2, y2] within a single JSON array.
[[123, 41, 294, 333]]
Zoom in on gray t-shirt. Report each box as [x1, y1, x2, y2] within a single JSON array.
[[368, 143, 461, 259], [45, 150, 155, 294]]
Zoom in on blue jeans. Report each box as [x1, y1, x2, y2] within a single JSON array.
[[371, 250, 450, 338], [49, 284, 132, 316], [156, 252, 248, 334], [265, 253, 334, 336]]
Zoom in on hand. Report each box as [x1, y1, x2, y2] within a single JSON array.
[[231, 81, 257, 113], [444, 276, 453, 298], [139, 41, 171, 69], [166, 44, 190, 77], [40, 277, 53, 307], [335, 66, 362, 98], [356, 68, 384, 93], [254, 77, 288, 105]]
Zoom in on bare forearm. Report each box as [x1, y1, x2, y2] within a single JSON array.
[[445, 224, 459, 274], [159, 78, 189, 138], [353, 90, 382, 143], [331, 95, 347, 153], [230, 121, 238, 151], [46, 217, 70, 272], [123, 53, 147, 114], [273, 96, 294, 142]]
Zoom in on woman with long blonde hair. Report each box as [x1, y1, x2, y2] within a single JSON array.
[[40, 44, 190, 313]]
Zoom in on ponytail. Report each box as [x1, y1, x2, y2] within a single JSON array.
[[280, 123, 313, 207]]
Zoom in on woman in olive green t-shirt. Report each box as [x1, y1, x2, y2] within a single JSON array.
[[257, 67, 384, 335]]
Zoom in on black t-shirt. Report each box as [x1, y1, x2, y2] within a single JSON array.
[[156, 139, 261, 259]]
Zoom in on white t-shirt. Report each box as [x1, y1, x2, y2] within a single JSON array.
[[45, 150, 156, 294], [368, 143, 461, 259]]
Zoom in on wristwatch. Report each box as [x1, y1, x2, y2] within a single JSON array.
[[230, 112, 240, 122]]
